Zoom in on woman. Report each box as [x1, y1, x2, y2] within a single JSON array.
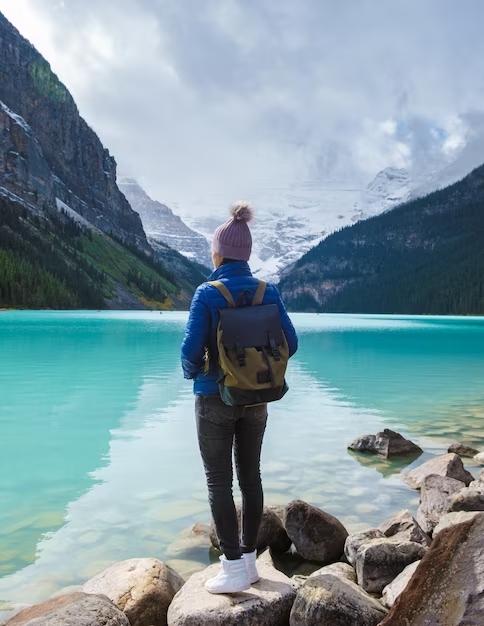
[[181, 202, 298, 593]]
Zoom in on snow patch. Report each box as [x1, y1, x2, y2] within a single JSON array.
[[55, 198, 99, 232], [0, 100, 32, 133]]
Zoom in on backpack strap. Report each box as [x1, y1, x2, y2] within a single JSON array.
[[252, 280, 266, 306], [208, 280, 266, 307], [208, 281, 236, 308]]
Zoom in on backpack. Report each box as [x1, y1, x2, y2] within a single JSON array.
[[207, 279, 289, 406]]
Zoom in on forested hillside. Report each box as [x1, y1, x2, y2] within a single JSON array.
[[0, 195, 206, 309], [279, 165, 484, 315]]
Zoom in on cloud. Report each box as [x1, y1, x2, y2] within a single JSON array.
[[1, 0, 484, 215]]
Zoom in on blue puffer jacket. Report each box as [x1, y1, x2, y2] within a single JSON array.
[[181, 261, 298, 395]]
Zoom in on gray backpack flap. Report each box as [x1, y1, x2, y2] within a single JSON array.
[[209, 280, 289, 406], [219, 303, 284, 349]]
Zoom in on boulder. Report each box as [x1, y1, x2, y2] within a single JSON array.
[[354, 538, 427, 594], [348, 429, 422, 459], [289, 574, 388, 626], [344, 528, 386, 566], [403, 453, 473, 489], [381, 560, 420, 608], [167, 559, 296, 626], [284, 500, 349, 563], [449, 484, 484, 512], [448, 442, 480, 458], [210, 505, 291, 554], [2, 593, 129, 626], [433, 511, 483, 536], [82, 558, 184, 626], [379, 513, 484, 625], [474, 452, 484, 465], [416, 474, 465, 535], [377, 509, 430, 546], [308, 562, 357, 584]]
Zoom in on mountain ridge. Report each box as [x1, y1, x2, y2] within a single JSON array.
[[279, 163, 484, 314]]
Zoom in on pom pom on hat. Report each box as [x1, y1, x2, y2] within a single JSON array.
[[230, 201, 253, 223], [212, 201, 254, 261]]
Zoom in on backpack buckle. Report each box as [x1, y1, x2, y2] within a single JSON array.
[[235, 342, 246, 367], [268, 334, 281, 361]]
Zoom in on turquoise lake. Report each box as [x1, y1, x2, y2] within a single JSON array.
[[1, 311, 484, 615]]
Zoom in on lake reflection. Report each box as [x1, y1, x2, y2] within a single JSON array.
[[1, 312, 484, 613]]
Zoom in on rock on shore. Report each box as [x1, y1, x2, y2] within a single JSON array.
[[348, 429, 422, 459], [403, 453, 474, 489], [448, 443, 480, 458], [2, 593, 129, 626], [284, 500, 348, 562], [379, 513, 484, 625], [167, 559, 296, 626], [82, 558, 184, 626], [416, 474, 465, 535], [354, 537, 426, 594], [289, 574, 388, 626], [377, 509, 431, 546]]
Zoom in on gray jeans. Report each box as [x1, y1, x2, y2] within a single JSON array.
[[195, 395, 268, 560]]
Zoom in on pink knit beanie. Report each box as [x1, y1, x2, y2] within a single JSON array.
[[212, 202, 253, 261]]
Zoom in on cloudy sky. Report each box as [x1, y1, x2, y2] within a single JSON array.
[[1, 0, 484, 216]]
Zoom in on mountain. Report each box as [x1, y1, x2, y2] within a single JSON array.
[[180, 170, 411, 282], [356, 167, 410, 216], [0, 13, 150, 252], [175, 162, 473, 282], [181, 179, 365, 281], [118, 177, 212, 269], [279, 164, 484, 315], [0, 11, 205, 309], [173, 119, 484, 282]]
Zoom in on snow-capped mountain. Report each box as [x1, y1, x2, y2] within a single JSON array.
[[122, 123, 484, 283], [356, 167, 410, 216], [118, 177, 212, 269], [180, 150, 483, 281], [174, 179, 391, 281]]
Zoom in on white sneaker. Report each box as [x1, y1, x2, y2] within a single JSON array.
[[242, 550, 260, 584], [205, 556, 250, 594]]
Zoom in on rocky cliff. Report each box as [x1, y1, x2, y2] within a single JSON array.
[[0, 12, 148, 252], [118, 178, 211, 268], [0, 11, 209, 309]]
